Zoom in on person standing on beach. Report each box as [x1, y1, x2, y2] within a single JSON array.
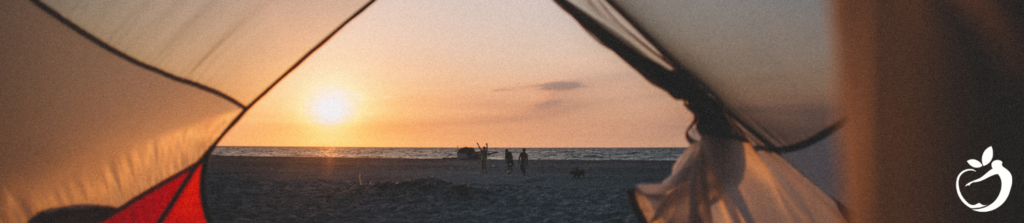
[[479, 143, 488, 174], [519, 149, 528, 175], [504, 149, 514, 174]]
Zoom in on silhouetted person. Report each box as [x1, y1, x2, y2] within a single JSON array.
[[519, 149, 528, 175], [505, 149, 514, 173], [479, 143, 488, 174]]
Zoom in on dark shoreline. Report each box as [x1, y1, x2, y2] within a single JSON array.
[[206, 155, 674, 186]]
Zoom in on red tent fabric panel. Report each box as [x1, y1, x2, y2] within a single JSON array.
[[102, 165, 196, 223], [162, 164, 207, 223]]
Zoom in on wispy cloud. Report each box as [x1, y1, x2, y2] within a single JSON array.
[[534, 99, 563, 109], [492, 81, 585, 92], [535, 81, 583, 91], [532, 81, 584, 109], [490, 81, 585, 109]]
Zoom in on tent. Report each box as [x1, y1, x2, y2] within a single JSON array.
[[3, 0, 1022, 222], [558, 0, 1024, 222], [2, 0, 373, 222], [557, 1, 845, 222]]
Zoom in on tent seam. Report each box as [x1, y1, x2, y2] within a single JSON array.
[[194, 1, 378, 222], [96, 162, 200, 221], [29, 0, 246, 108], [155, 165, 200, 223]]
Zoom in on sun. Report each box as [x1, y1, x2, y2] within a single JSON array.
[[310, 89, 357, 125]]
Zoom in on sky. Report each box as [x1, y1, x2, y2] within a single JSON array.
[[218, 0, 693, 148]]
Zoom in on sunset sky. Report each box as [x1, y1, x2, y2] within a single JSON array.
[[218, 0, 694, 148]]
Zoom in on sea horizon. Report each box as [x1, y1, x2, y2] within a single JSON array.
[[213, 146, 686, 161]]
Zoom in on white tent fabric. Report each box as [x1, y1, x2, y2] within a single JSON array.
[[632, 128, 844, 222], [558, 0, 845, 222], [0, 0, 371, 222], [40, 0, 374, 106], [557, 1, 674, 72], [563, 0, 839, 149]]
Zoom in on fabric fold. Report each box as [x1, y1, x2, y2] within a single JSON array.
[[633, 127, 844, 222]]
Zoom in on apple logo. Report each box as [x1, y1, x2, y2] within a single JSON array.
[[956, 146, 1013, 212]]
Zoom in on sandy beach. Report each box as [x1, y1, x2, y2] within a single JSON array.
[[203, 156, 674, 222]]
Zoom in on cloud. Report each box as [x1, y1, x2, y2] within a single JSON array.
[[534, 99, 563, 109], [535, 81, 583, 91], [492, 81, 585, 92], [489, 81, 584, 109]]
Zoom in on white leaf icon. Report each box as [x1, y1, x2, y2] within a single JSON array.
[[982, 146, 994, 166], [968, 159, 983, 168]]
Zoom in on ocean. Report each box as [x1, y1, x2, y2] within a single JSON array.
[[213, 146, 686, 161]]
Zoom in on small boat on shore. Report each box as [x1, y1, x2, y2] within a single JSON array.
[[456, 146, 497, 160], [456, 147, 478, 159]]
